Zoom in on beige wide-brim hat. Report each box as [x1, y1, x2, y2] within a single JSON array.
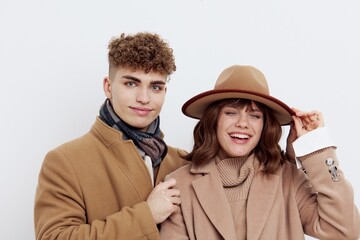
[[182, 65, 294, 125]]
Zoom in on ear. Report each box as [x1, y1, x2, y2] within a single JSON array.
[[103, 77, 112, 99]]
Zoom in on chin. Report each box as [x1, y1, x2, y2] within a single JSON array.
[[233, 152, 250, 157]]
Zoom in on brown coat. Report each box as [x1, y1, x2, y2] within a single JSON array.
[[34, 117, 189, 240], [160, 149, 360, 240]]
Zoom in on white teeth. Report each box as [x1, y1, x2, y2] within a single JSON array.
[[230, 133, 249, 139]]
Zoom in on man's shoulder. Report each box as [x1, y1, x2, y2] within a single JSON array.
[[165, 145, 190, 164], [51, 117, 113, 153], [166, 145, 188, 157], [54, 132, 92, 151], [45, 131, 96, 163], [46, 119, 105, 160]]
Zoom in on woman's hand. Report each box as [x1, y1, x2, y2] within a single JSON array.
[[285, 108, 324, 161], [292, 107, 324, 138]]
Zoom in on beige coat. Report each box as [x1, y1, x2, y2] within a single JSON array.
[[160, 148, 360, 240], [34, 117, 189, 240]]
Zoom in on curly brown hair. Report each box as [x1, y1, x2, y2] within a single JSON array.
[[107, 32, 176, 77], [183, 99, 286, 174]]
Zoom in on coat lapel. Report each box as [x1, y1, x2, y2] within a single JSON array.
[[110, 141, 153, 200], [92, 117, 153, 201], [247, 172, 279, 239], [192, 167, 237, 240]]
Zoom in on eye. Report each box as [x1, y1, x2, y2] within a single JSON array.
[[125, 81, 137, 87], [222, 107, 238, 115], [151, 85, 164, 91], [250, 113, 262, 119], [224, 111, 237, 115]]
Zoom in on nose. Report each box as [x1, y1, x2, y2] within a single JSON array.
[[235, 115, 249, 128], [136, 87, 150, 104]]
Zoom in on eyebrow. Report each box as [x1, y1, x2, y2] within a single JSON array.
[[122, 75, 166, 85], [225, 105, 262, 113]]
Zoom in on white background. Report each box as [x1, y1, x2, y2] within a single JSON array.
[[1, 0, 359, 239]]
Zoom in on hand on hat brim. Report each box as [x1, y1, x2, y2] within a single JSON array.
[[291, 108, 324, 138]]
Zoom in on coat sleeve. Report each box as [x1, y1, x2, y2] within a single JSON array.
[[293, 148, 360, 240], [34, 149, 159, 240]]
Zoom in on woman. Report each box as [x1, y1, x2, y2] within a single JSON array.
[[160, 65, 359, 239]]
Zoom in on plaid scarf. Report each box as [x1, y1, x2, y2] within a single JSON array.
[[99, 99, 167, 168]]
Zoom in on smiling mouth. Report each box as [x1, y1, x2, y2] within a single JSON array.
[[230, 133, 250, 140]]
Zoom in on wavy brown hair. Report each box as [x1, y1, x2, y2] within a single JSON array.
[[107, 32, 176, 77], [183, 99, 286, 174]]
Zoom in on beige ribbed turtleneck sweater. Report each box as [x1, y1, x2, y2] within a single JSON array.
[[216, 154, 256, 240]]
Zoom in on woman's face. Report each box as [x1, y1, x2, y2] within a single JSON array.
[[216, 101, 264, 158]]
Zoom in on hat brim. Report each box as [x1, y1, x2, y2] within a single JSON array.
[[182, 89, 294, 125]]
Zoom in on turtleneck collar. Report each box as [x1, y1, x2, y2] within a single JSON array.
[[216, 154, 255, 188]]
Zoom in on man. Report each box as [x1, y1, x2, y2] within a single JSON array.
[[34, 32, 189, 239]]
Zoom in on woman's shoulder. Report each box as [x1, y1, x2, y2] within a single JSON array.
[[167, 163, 193, 178], [165, 163, 198, 190]]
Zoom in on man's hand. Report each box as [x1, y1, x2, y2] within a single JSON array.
[[146, 178, 180, 224]]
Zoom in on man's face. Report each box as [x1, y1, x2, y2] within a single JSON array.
[[103, 67, 167, 131]]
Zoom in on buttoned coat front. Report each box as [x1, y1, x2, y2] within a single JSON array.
[[160, 149, 360, 240], [34, 117, 189, 240]]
